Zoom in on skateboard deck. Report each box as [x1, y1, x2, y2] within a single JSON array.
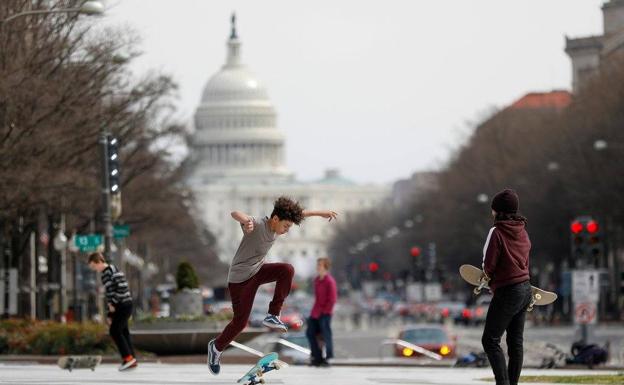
[[459, 264, 557, 311], [57, 355, 102, 371], [237, 352, 282, 385]]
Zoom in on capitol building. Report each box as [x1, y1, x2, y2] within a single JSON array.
[[186, 15, 389, 279]]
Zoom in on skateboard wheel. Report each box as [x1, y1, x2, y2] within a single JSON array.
[[473, 287, 481, 295], [535, 293, 542, 300], [273, 362, 283, 370]]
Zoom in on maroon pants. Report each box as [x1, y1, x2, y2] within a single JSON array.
[[215, 263, 294, 351]]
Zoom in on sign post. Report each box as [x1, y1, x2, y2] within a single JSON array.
[[572, 270, 600, 344]]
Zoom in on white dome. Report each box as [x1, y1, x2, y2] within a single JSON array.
[[188, 14, 291, 185], [201, 66, 270, 103]]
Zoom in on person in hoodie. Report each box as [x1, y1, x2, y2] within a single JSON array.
[[481, 189, 532, 385]]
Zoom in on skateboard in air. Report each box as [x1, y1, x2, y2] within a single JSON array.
[[57, 355, 102, 371], [459, 264, 557, 311], [237, 352, 283, 385]]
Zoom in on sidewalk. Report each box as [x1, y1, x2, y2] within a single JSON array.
[[0, 362, 620, 385]]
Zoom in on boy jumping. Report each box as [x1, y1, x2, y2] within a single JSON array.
[[208, 196, 337, 375]]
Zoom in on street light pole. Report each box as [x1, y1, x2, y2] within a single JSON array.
[[99, 132, 114, 264], [1, 1, 104, 24]]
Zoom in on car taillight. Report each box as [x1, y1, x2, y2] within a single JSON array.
[[440, 345, 451, 356], [475, 307, 484, 317], [402, 348, 414, 357], [462, 309, 472, 319], [441, 308, 450, 317]]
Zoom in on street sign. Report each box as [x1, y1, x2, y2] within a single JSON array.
[[574, 302, 597, 325], [74, 234, 103, 252], [113, 224, 130, 239], [572, 270, 600, 303]]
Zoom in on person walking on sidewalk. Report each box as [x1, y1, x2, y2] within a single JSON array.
[[87, 252, 137, 371], [306, 257, 337, 367], [208, 196, 337, 375], [481, 189, 532, 385]]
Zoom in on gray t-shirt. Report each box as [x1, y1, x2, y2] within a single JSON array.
[[227, 216, 277, 283]]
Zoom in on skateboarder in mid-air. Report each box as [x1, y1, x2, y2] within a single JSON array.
[[208, 196, 337, 375], [481, 189, 532, 385], [87, 252, 137, 371]]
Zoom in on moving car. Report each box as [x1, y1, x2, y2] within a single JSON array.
[[395, 324, 457, 359]]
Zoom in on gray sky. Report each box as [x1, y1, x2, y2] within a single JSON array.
[[104, 0, 604, 184]]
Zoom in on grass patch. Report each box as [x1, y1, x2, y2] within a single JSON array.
[[481, 374, 624, 384], [519, 374, 624, 384]]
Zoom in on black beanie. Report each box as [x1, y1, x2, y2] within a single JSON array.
[[491, 189, 519, 214]]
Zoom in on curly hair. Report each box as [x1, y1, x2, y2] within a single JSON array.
[[270, 196, 304, 225]]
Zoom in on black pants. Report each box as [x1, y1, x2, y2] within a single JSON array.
[[306, 315, 334, 362], [482, 281, 532, 385], [109, 302, 135, 359]]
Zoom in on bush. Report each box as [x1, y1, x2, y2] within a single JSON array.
[[176, 261, 199, 291], [0, 319, 115, 355]]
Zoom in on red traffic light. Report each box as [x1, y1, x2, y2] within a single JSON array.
[[368, 262, 379, 273], [570, 221, 583, 234], [410, 246, 421, 257], [586, 220, 599, 234]]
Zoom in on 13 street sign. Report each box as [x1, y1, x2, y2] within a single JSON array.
[[74, 234, 103, 252]]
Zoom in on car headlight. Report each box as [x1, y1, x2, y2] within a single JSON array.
[[402, 348, 414, 357]]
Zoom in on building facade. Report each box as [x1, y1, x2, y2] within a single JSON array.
[[566, 0, 624, 93]]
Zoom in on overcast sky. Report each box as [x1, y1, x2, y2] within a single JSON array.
[[103, 0, 605, 184]]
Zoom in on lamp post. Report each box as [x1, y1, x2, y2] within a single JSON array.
[[1, 1, 104, 24]]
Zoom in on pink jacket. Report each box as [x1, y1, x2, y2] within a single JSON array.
[[310, 274, 337, 319]]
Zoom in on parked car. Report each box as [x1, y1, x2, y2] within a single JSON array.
[[458, 295, 491, 325], [280, 308, 305, 331], [395, 324, 457, 359], [437, 301, 465, 323]]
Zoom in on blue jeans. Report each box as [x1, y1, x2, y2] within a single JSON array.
[[482, 280, 532, 385], [306, 314, 334, 362]]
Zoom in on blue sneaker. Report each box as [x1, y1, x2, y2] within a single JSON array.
[[207, 339, 221, 375], [262, 314, 288, 332]]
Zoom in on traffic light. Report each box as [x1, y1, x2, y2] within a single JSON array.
[[586, 219, 603, 259], [410, 246, 421, 257], [570, 219, 585, 260], [570, 216, 603, 266], [106, 135, 121, 195], [368, 262, 379, 273]]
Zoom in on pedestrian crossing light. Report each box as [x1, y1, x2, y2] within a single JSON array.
[[107, 135, 121, 195]]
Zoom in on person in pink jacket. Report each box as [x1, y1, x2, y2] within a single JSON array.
[[306, 257, 337, 367]]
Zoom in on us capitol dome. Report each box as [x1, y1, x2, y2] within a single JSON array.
[[187, 14, 389, 278], [189, 14, 291, 184]]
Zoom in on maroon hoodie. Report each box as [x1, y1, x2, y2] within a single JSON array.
[[482, 220, 531, 292]]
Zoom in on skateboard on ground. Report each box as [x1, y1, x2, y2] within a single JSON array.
[[459, 264, 557, 311], [57, 355, 102, 371], [237, 352, 283, 385]]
